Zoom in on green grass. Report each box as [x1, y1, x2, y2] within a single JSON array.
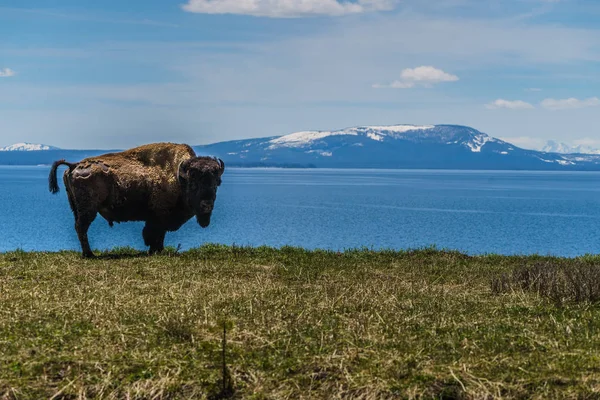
[[2, 245, 600, 399]]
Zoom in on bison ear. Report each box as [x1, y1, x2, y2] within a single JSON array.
[[218, 158, 225, 176], [178, 160, 190, 183]]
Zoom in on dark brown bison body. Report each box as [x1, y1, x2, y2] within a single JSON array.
[[49, 143, 224, 258]]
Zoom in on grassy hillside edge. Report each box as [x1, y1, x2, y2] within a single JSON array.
[[1, 246, 600, 399]]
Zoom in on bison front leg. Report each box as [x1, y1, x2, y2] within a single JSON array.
[[143, 222, 166, 255], [76, 210, 97, 258]]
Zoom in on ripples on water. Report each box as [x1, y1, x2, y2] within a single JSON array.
[[1, 167, 600, 257]]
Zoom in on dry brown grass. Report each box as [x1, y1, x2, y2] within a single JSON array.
[[492, 259, 600, 304], [1, 246, 600, 399]]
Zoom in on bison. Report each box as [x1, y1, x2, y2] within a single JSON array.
[[48, 142, 224, 258]]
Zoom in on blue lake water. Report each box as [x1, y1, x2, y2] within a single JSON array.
[[2, 166, 600, 257]]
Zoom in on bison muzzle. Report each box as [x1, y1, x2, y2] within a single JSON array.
[[48, 143, 225, 258]]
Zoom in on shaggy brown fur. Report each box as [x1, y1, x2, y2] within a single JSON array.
[[49, 143, 224, 258]]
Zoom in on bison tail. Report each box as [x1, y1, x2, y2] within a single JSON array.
[[49, 160, 76, 194]]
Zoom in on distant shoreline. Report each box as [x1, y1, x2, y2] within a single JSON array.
[[0, 163, 318, 169], [6, 163, 600, 172]]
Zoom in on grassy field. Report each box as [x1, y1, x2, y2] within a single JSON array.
[[2, 246, 600, 399]]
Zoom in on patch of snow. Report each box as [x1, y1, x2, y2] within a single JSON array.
[[363, 125, 435, 133], [306, 150, 333, 157], [500, 151, 508, 155], [466, 135, 492, 152], [227, 152, 238, 155], [268, 124, 435, 149], [0, 142, 55, 151], [367, 132, 384, 141], [556, 159, 575, 166], [352, 143, 364, 147], [268, 130, 355, 149], [535, 154, 579, 165]]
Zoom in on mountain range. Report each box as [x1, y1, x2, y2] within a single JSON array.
[[195, 124, 600, 170], [3, 124, 600, 170], [0, 142, 59, 151], [541, 140, 600, 155]]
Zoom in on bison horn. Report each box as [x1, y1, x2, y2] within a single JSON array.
[[218, 158, 225, 173], [178, 160, 190, 181]]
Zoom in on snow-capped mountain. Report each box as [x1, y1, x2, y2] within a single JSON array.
[[541, 140, 600, 155], [3, 125, 600, 170], [0, 142, 59, 151], [194, 124, 600, 170], [265, 125, 497, 152]]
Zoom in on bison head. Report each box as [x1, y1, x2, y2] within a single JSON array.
[[178, 157, 224, 228]]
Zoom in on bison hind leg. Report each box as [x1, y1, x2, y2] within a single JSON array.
[[143, 222, 166, 255], [75, 210, 97, 258]]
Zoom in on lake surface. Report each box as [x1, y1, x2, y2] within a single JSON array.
[[2, 166, 600, 257]]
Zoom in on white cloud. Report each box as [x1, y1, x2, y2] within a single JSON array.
[[0, 68, 15, 77], [485, 99, 535, 110], [541, 97, 600, 110], [373, 66, 458, 89], [181, 0, 395, 18], [400, 66, 459, 83], [389, 81, 416, 89], [3, 5, 600, 148]]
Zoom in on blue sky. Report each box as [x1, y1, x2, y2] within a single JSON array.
[[0, 0, 599, 149]]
